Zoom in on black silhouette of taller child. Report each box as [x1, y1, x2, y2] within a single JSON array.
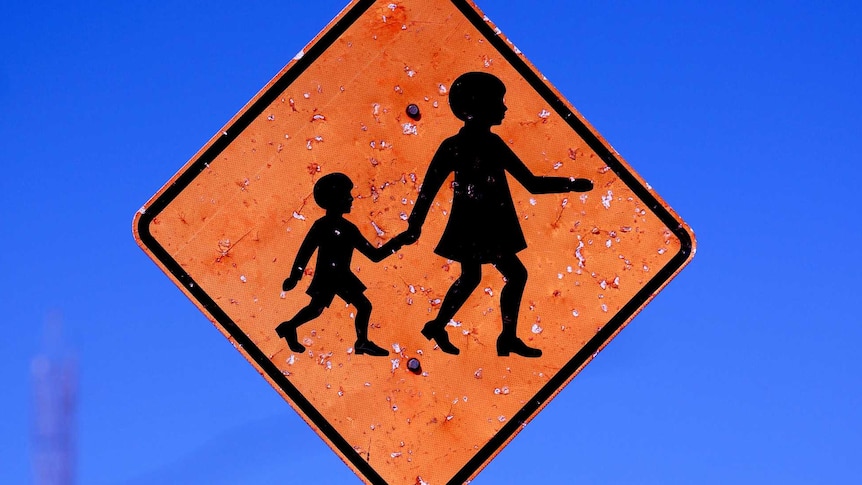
[[276, 173, 403, 357], [399, 72, 594, 358]]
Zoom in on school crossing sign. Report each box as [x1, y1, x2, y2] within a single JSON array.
[[133, 0, 695, 483]]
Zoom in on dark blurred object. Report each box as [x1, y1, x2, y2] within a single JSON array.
[[31, 311, 77, 485]]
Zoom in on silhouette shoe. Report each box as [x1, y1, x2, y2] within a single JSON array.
[[496, 336, 542, 358], [354, 339, 390, 357], [276, 322, 305, 353], [421, 321, 460, 355]]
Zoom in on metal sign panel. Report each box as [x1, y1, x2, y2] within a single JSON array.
[[134, 0, 695, 483]]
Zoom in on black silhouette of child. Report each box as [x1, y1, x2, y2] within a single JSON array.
[[399, 72, 594, 358], [276, 173, 403, 356]]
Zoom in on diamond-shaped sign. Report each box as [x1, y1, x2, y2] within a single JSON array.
[[134, 0, 695, 483]]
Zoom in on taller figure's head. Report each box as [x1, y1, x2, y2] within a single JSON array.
[[448, 72, 507, 127], [313, 172, 354, 214]]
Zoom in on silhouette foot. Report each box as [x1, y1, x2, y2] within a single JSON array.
[[421, 321, 460, 355], [496, 336, 542, 358], [276, 322, 305, 353], [354, 339, 390, 357]]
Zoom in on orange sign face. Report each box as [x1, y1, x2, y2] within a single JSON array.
[[134, 0, 695, 483]]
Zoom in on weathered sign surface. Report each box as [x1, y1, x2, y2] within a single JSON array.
[[134, 1, 695, 483]]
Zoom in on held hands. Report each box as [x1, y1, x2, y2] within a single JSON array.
[[391, 232, 413, 248], [282, 271, 302, 292], [375, 231, 414, 261], [378, 225, 421, 260], [567, 177, 594, 192], [398, 223, 422, 245], [381, 237, 406, 257]]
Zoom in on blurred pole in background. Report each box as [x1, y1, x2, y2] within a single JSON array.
[[31, 311, 77, 485]]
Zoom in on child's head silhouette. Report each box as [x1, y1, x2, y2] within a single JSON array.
[[449, 72, 507, 125], [314, 172, 354, 213]]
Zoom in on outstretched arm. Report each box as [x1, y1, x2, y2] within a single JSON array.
[[283, 224, 319, 291], [502, 142, 593, 194]]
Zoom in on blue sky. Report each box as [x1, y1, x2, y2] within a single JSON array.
[[2, 0, 860, 483]]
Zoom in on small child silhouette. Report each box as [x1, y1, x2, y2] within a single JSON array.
[[276, 173, 403, 356], [399, 71, 594, 358]]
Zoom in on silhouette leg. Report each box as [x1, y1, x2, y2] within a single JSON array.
[[276, 301, 325, 353], [494, 255, 540, 357], [421, 261, 482, 355], [347, 294, 389, 356]]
